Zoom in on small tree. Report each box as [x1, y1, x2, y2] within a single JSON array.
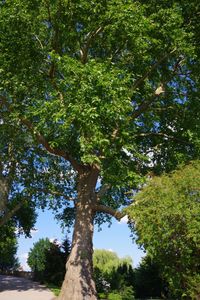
[[93, 249, 134, 298], [127, 161, 200, 299], [28, 237, 70, 285]]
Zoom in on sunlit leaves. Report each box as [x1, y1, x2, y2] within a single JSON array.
[[0, 0, 200, 225], [127, 161, 200, 298]]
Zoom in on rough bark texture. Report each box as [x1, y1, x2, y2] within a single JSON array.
[[58, 169, 98, 300]]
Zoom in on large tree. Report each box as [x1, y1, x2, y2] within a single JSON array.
[[0, 1, 200, 299]]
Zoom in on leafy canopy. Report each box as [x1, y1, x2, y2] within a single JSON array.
[[93, 249, 132, 275], [0, 223, 20, 272], [0, 0, 200, 224], [28, 237, 71, 285], [127, 161, 200, 298]]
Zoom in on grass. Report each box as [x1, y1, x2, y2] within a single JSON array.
[[45, 283, 61, 296]]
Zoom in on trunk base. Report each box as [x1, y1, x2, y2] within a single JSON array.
[[58, 264, 97, 300]]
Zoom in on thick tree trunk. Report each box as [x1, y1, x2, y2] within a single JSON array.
[[58, 170, 98, 300]]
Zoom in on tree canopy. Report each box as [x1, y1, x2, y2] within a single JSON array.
[[0, 0, 200, 299], [93, 249, 132, 275], [93, 249, 134, 299], [0, 223, 20, 272], [127, 161, 200, 298]]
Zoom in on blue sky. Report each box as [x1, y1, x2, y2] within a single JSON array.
[[17, 208, 145, 271]]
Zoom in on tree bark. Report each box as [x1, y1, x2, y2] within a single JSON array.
[[58, 169, 98, 300]]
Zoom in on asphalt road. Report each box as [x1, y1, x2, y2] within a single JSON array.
[[0, 275, 55, 300]]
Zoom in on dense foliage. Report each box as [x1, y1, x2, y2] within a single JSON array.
[[28, 237, 70, 285], [0, 0, 200, 222], [134, 256, 166, 299], [0, 223, 20, 272], [127, 161, 200, 299], [0, 0, 200, 298], [93, 249, 134, 299]]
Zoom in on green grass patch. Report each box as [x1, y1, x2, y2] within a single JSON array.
[[45, 283, 61, 296]]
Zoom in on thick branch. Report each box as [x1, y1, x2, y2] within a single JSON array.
[[93, 204, 125, 221], [20, 117, 82, 171], [0, 95, 82, 172]]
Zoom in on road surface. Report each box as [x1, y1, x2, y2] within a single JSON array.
[[0, 275, 55, 300]]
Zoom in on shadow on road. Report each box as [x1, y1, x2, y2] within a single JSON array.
[[0, 275, 49, 292]]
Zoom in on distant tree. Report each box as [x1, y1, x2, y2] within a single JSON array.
[[93, 249, 132, 275], [0, 223, 20, 272], [127, 161, 200, 299], [28, 237, 70, 285], [134, 256, 166, 299], [93, 249, 134, 299]]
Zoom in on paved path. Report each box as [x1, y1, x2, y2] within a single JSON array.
[[0, 275, 55, 300]]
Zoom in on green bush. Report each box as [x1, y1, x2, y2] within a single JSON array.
[[108, 292, 122, 300], [121, 286, 135, 300]]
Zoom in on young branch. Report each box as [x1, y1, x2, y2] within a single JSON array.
[[80, 26, 104, 64], [36, 187, 76, 202], [96, 184, 111, 201], [131, 56, 184, 120], [132, 93, 159, 120], [136, 132, 191, 145], [132, 48, 177, 91]]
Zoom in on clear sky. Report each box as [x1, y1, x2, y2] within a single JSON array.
[[17, 208, 145, 271]]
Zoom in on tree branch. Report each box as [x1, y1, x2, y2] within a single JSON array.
[[132, 48, 177, 91], [93, 204, 125, 221], [80, 26, 104, 64], [136, 132, 191, 145], [0, 95, 82, 172], [132, 93, 159, 120], [36, 187, 76, 202], [130, 50, 187, 120], [20, 117, 82, 171], [96, 184, 111, 201]]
